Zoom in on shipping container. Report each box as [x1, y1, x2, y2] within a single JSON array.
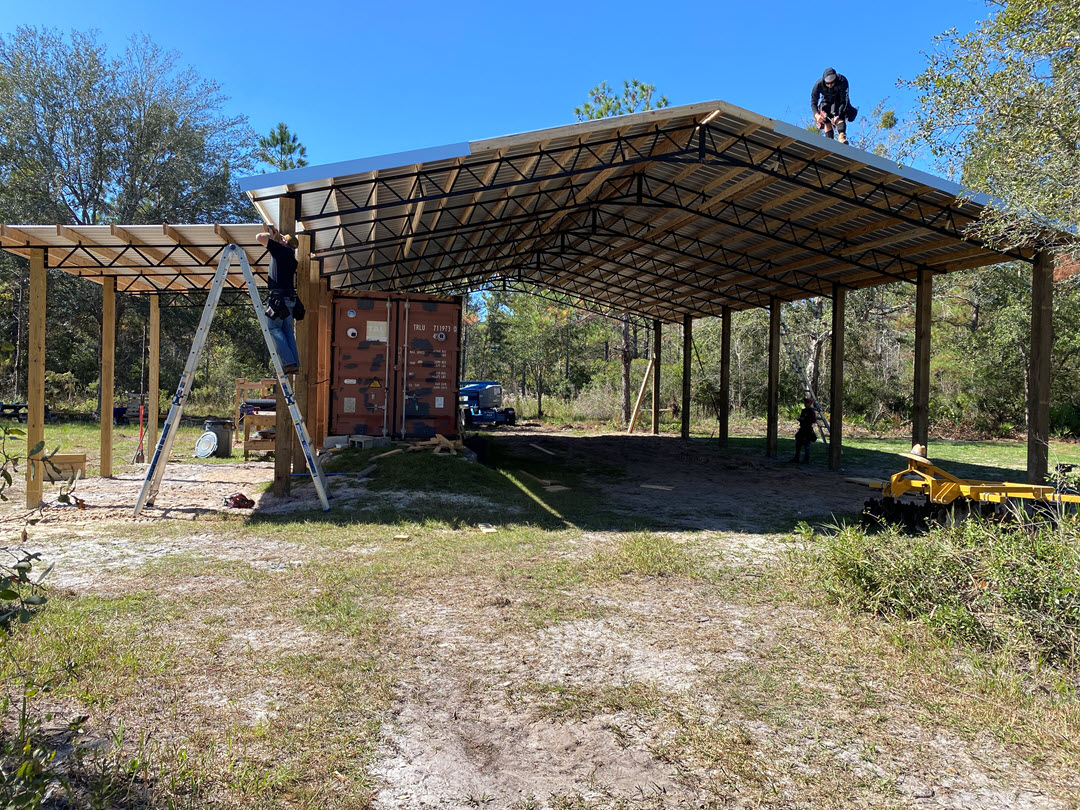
[[330, 292, 461, 438]]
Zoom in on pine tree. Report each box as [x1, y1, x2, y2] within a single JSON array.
[[257, 122, 308, 171]]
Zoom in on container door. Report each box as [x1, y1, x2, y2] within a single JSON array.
[[331, 296, 395, 436], [395, 296, 461, 438]]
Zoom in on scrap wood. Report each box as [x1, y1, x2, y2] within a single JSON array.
[[371, 448, 402, 460], [543, 485, 570, 493], [393, 534, 410, 541], [357, 464, 377, 477], [478, 523, 497, 534], [529, 442, 557, 456], [640, 484, 675, 491], [518, 469, 556, 487]]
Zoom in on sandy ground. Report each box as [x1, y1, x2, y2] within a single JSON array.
[[1, 431, 1075, 808]]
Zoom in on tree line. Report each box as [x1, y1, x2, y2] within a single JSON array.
[[0, 27, 308, 411]]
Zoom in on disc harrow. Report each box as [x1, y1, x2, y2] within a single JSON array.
[[849, 451, 1080, 531]]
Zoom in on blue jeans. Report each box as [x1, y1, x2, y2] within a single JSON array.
[[267, 296, 299, 368]]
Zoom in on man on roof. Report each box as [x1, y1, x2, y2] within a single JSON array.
[[811, 67, 852, 145]]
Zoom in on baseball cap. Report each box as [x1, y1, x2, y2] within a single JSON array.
[[823, 68, 837, 82]]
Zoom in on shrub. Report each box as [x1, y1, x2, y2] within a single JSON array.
[[813, 516, 1080, 666]]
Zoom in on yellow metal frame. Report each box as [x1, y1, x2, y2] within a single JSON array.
[[851, 453, 1080, 506]]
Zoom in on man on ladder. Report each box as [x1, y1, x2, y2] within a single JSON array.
[[132, 243, 329, 516], [256, 223, 301, 375]]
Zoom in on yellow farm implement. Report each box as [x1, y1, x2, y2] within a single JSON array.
[[849, 452, 1080, 530]]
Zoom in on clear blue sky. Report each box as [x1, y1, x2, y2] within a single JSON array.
[[1, 0, 991, 173]]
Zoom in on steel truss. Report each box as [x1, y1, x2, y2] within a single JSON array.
[[257, 112, 1013, 321], [43, 243, 270, 292], [682, 125, 1031, 265]]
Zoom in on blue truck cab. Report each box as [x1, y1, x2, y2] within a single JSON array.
[[459, 381, 517, 426]]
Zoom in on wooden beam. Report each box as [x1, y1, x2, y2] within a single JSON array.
[[681, 314, 692, 440], [627, 357, 655, 434], [100, 276, 116, 477], [162, 224, 215, 287], [767, 299, 780, 457], [25, 249, 46, 509], [651, 319, 661, 435], [274, 198, 296, 497], [912, 270, 932, 450], [829, 285, 845, 470], [148, 295, 160, 455], [110, 225, 197, 291], [719, 306, 731, 448], [1027, 250, 1053, 484], [293, 233, 313, 474]]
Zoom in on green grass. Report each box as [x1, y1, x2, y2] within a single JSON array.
[[806, 515, 1080, 665]]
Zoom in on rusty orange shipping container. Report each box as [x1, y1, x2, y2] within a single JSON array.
[[331, 292, 461, 439]]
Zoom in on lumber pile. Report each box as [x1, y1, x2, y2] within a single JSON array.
[[404, 434, 464, 455]]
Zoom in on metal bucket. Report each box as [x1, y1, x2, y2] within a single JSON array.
[[203, 419, 234, 458]]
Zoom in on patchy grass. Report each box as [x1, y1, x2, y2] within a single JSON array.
[[5, 429, 1080, 807]]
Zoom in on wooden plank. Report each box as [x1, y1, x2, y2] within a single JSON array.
[[1028, 250, 1053, 484], [529, 442, 557, 456], [148, 295, 160, 455], [627, 356, 655, 434], [25, 249, 46, 508], [681, 314, 692, 440], [766, 299, 780, 457], [518, 470, 555, 487], [100, 276, 116, 477], [912, 270, 932, 450], [829, 285, 845, 470]]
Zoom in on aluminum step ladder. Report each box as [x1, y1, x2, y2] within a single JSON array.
[[779, 318, 830, 441], [133, 244, 329, 516]]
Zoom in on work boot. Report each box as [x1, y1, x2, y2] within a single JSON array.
[[838, 133, 848, 145]]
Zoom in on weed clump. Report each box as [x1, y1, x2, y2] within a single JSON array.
[[813, 516, 1080, 666]]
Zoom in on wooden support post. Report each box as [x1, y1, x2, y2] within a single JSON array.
[[292, 232, 313, 474], [1028, 250, 1053, 484], [274, 197, 296, 497], [829, 285, 846, 470], [627, 357, 655, 434], [25, 249, 46, 509], [148, 295, 160, 452], [767, 299, 780, 457], [681, 314, 692, 439], [651, 319, 661, 435], [912, 270, 932, 451], [719, 306, 731, 448], [100, 276, 115, 478]]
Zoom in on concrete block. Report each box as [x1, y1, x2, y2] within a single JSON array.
[[323, 435, 350, 450]]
